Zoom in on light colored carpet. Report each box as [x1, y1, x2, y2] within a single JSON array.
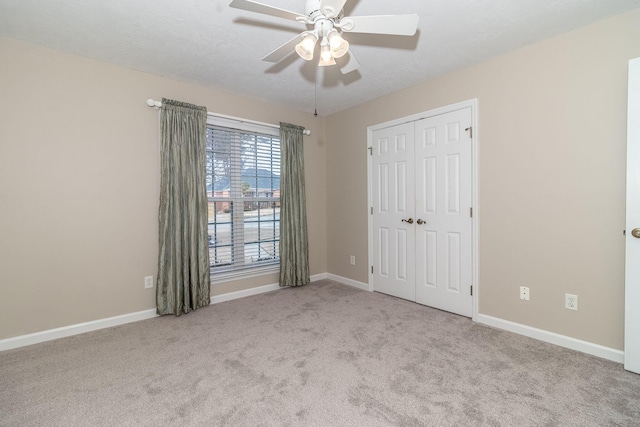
[[1, 280, 639, 426]]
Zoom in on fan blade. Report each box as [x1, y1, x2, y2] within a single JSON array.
[[229, 0, 306, 22], [320, 0, 348, 19], [262, 34, 304, 62], [336, 49, 360, 74], [339, 14, 419, 36]]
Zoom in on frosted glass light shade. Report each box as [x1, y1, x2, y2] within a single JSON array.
[[328, 30, 349, 58], [318, 43, 336, 66], [295, 33, 318, 61]]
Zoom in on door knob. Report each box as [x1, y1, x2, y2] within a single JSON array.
[[416, 219, 426, 225], [632, 228, 640, 238], [401, 218, 414, 224]]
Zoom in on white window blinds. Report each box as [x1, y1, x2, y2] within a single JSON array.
[[206, 122, 281, 276]]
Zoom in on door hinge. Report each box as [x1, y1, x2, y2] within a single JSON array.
[[368, 147, 373, 155], [465, 126, 473, 139], [624, 229, 627, 236], [470, 285, 473, 296], [371, 207, 373, 215], [470, 207, 473, 218], [371, 266, 374, 274]]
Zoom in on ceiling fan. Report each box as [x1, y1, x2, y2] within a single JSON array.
[[229, 0, 419, 74]]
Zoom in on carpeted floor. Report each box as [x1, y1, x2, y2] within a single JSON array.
[[1, 280, 639, 426]]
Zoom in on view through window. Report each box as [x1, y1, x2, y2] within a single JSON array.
[[206, 123, 281, 276]]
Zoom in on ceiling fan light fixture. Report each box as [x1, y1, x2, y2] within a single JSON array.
[[230, 0, 420, 75], [327, 30, 349, 58], [295, 32, 318, 61], [318, 41, 336, 66], [318, 56, 336, 66]]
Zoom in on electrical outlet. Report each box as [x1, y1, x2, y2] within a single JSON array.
[[350, 255, 356, 265], [520, 286, 530, 301], [144, 276, 154, 289], [565, 293, 578, 311]]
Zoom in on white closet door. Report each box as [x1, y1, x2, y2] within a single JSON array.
[[414, 108, 473, 317], [371, 106, 474, 318], [371, 122, 416, 301]]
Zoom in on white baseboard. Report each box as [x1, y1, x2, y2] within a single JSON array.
[[0, 273, 331, 352], [210, 273, 330, 304], [0, 309, 158, 352], [323, 276, 624, 364], [311, 273, 329, 282], [326, 273, 371, 291], [5, 276, 620, 365], [476, 314, 624, 364]]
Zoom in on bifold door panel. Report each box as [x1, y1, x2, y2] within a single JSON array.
[[372, 107, 473, 317]]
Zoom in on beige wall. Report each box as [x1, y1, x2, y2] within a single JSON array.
[[2, 7, 639, 350], [325, 8, 640, 350], [0, 37, 327, 340]]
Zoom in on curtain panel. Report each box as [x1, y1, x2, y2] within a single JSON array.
[[157, 98, 211, 315], [279, 122, 310, 287]]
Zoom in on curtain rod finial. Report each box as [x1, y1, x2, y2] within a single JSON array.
[[146, 99, 162, 109]]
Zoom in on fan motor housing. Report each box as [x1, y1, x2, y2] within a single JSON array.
[[305, 0, 343, 20], [304, 0, 322, 17]]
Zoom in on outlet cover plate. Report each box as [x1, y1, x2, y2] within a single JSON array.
[[565, 293, 578, 311], [144, 276, 154, 289]]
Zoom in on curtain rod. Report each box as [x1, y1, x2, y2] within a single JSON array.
[[146, 99, 311, 136]]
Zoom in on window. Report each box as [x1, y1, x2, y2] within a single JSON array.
[[206, 117, 280, 279]]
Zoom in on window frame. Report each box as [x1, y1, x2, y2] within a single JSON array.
[[206, 114, 281, 282]]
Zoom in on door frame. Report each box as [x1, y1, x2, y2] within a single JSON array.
[[367, 99, 479, 321]]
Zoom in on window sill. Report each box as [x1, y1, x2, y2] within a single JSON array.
[[211, 263, 279, 283]]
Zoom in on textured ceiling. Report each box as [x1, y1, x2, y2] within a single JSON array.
[[1, 0, 639, 115]]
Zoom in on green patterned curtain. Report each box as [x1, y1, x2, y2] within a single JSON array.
[[156, 98, 210, 315], [279, 122, 310, 287]]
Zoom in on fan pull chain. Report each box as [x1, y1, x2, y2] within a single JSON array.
[[314, 66, 318, 117]]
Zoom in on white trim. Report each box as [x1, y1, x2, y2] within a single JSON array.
[[310, 273, 329, 282], [0, 273, 329, 352], [212, 264, 279, 283], [326, 273, 370, 291], [207, 113, 280, 136], [206, 112, 311, 136], [0, 309, 158, 352], [0, 275, 625, 365], [625, 57, 640, 373], [471, 100, 480, 322], [210, 283, 282, 304], [367, 99, 479, 132], [209, 273, 328, 304], [476, 314, 624, 363], [366, 99, 479, 319]]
